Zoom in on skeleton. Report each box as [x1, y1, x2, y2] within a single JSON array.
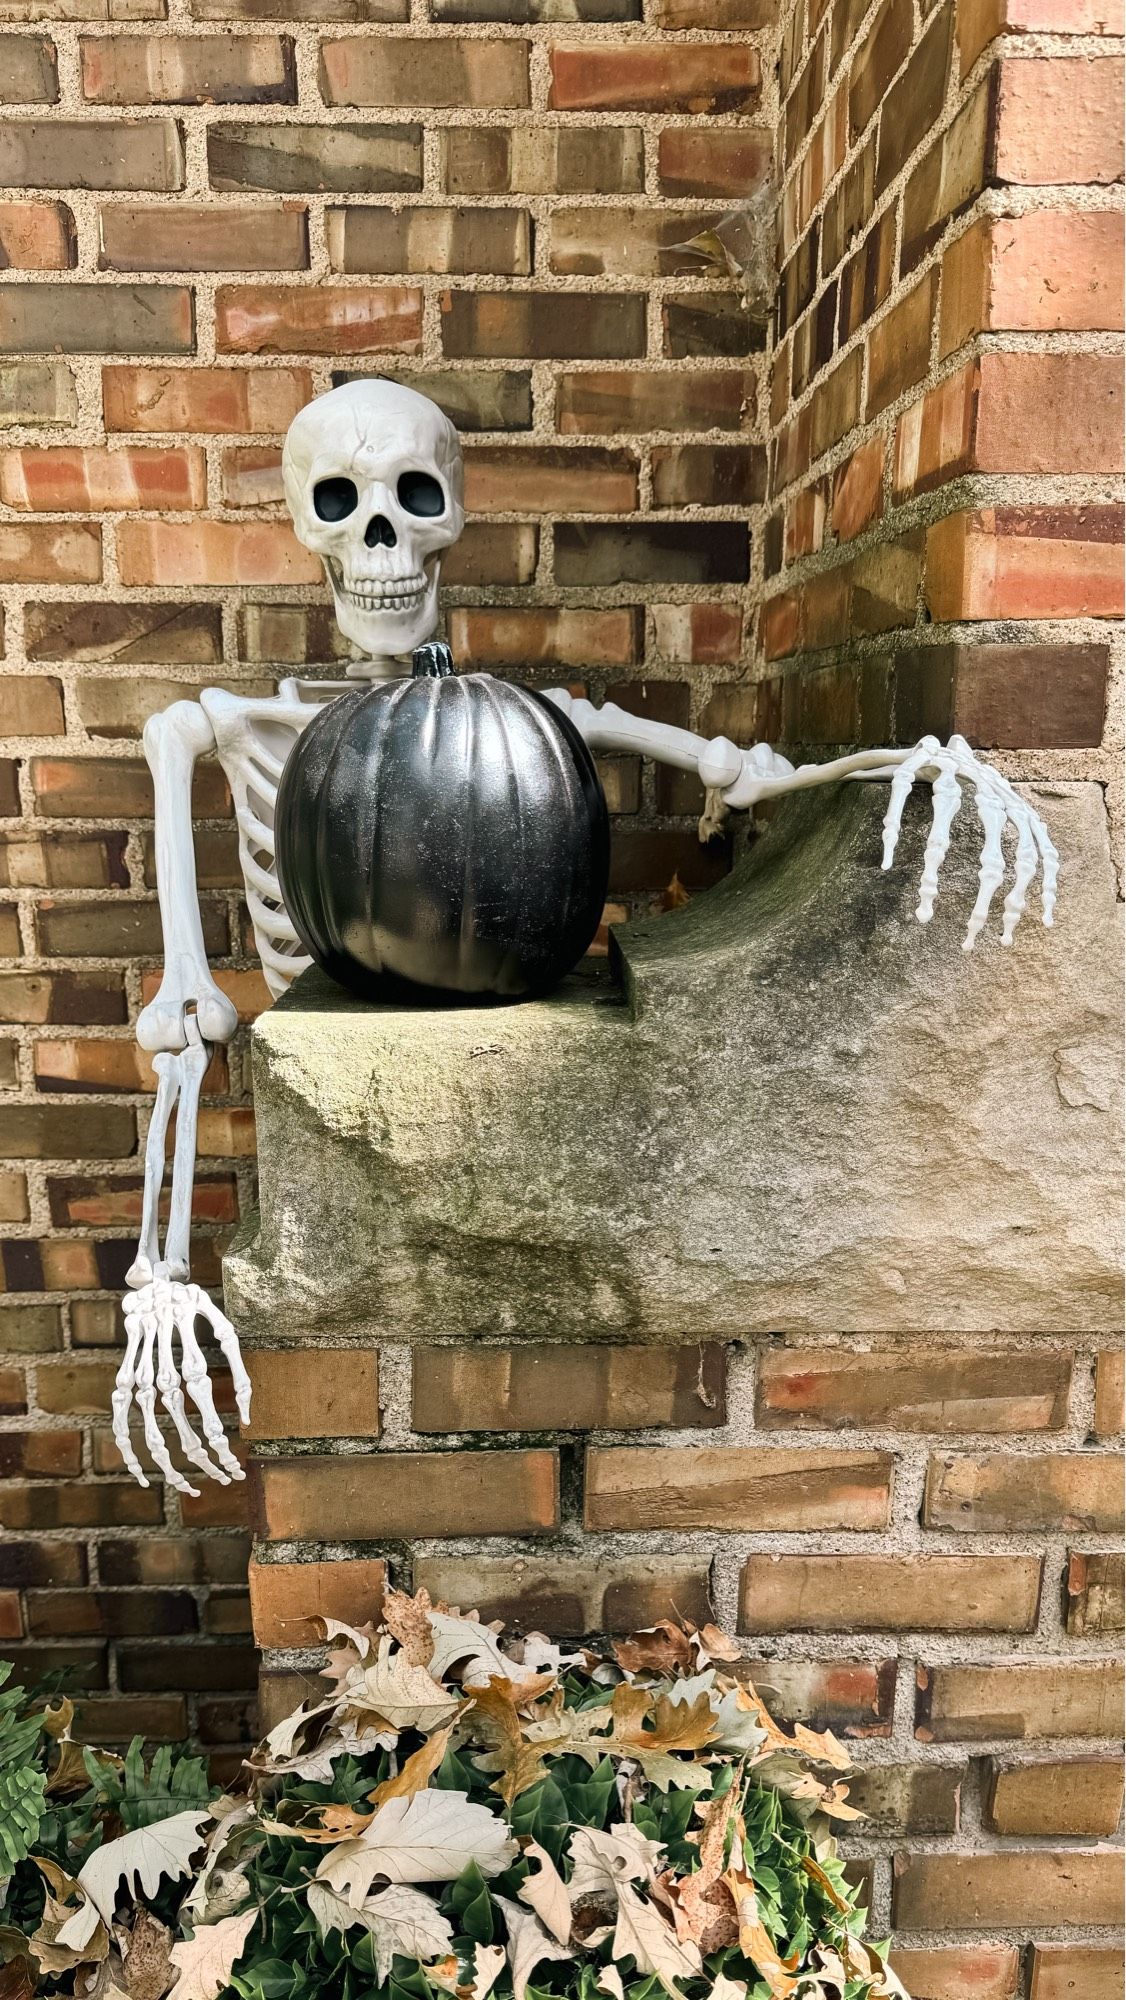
[[117, 377, 1060, 1494]]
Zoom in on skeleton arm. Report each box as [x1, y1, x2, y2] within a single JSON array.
[[547, 694, 1058, 951], [114, 701, 250, 1497]]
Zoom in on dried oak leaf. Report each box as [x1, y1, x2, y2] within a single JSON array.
[[382, 1589, 437, 1668], [613, 1623, 695, 1679]]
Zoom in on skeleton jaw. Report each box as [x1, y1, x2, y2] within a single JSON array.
[[324, 552, 440, 657]]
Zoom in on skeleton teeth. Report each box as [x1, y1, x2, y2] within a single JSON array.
[[341, 572, 427, 608]]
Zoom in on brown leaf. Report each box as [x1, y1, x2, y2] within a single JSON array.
[[612, 1686, 717, 1757], [613, 1623, 694, 1678], [0, 1960, 36, 2000], [262, 1802, 374, 1845], [122, 1911, 173, 2000], [467, 1682, 569, 1806], [369, 1725, 453, 1808], [721, 1867, 798, 2000], [800, 1856, 851, 1914], [696, 1626, 741, 1665], [383, 1588, 437, 1667], [666, 1786, 740, 1950]]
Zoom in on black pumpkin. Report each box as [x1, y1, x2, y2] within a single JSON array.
[[274, 647, 610, 1002]]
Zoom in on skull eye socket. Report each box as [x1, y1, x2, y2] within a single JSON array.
[[313, 477, 358, 523], [397, 470, 445, 518]]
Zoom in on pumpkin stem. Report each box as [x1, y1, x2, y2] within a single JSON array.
[[412, 641, 455, 680]]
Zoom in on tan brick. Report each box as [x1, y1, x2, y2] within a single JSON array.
[[0, 674, 64, 735], [0, 1592, 22, 1640], [866, 271, 937, 418], [0, 118, 183, 188], [845, 1763, 962, 1835], [328, 205, 529, 278], [1093, 1348, 1124, 1436], [248, 1555, 385, 1647], [463, 445, 637, 514], [81, 32, 293, 102], [216, 283, 421, 355], [104, 363, 310, 434], [586, 1446, 890, 1531], [117, 520, 319, 586], [0, 200, 74, 269], [440, 125, 643, 196], [917, 1661, 1124, 1742], [0, 524, 101, 583], [657, 127, 773, 198], [654, 603, 743, 665], [26, 598, 222, 662], [242, 1347, 378, 1441], [892, 1850, 1123, 1931], [741, 1554, 1041, 1633], [557, 368, 754, 434], [986, 1757, 1124, 1837], [448, 606, 639, 669], [0, 1483, 162, 1530], [253, 1449, 559, 1540], [414, 1553, 712, 1636], [443, 291, 645, 362], [925, 1451, 1123, 1532], [1066, 1551, 1125, 1637], [0, 446, 205, 512], [0, 1430, 82, 1476], [995, 56, 1124, 184], [321, 38, 529, 108], [0, 283, 192, 354], [0, 33, 58, 101], [889, 1947, 1020, 2000], [99, 203, 306, 273], [1031, 1947, 1125, 2000], [0, 360, 77, 427], [758, 1346, 1070, 1431], [413, 1343, 725, 1433], [550, 43, 760, 112]]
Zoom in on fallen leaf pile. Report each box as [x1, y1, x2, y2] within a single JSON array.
[[0, 1599, 911, 2000]]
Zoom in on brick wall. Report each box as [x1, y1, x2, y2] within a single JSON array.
[[0, 0, 1123, 1982]]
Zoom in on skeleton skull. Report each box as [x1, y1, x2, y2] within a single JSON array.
[[282, 379, 465, 661]]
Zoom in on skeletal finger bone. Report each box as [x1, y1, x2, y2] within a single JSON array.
[[963, 786, 1008, 952], [175, 1295, 245, 1480], [135, 1307, 198, 1497], [113, 1305, 151, 1487], [154, 1293, 227, 1488], [189, 1283, 253, 1435], [881, 737, 938, 871], [915, 751, 962, 923]]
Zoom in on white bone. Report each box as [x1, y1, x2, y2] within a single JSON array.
[[137, 702, 239, 1055]]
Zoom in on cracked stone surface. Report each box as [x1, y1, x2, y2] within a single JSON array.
[[225, 780, 1122, 1340]]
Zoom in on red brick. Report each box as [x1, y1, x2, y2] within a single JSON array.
[[0, 1483, 162, 1530], [866, 272, 936, 417], [117, 520, 320, 586], [248, 1555, 385, 1647], [959, 0, 1124, 74], [414, 1343, 725, 1432], [0, 446, 205, 511], [0, 200, 74, 269], [897, 354, 1124, 494], [550, 44, 760, 112], [994, 56, 1124, 183], [926, 505, 1124, 621], [941, 212, 1125, 350], [0, 1592, 22, 1640], [216, 284, 422, 354], [830, 437, 883, 540], [652, 603, 743, 665], [253, 1448, 559, 1540], [464, 445, 637, 513], [0, 1430, 83, 1477], [104, 363, 312, 433]]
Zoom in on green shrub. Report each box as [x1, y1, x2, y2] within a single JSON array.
[[0, 1600, 908, 2000]]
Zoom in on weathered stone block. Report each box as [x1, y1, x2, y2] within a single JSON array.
[[226, 784, 1122, 1341]]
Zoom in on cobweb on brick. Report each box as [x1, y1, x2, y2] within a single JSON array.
[[674, 182, 778, 327]]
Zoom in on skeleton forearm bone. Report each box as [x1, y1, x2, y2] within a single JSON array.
[[137, 701, 239, 1055], [548, 696, 1057, 952]]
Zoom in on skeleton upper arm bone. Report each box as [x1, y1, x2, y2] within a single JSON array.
[[137, 700, 239, 1054]]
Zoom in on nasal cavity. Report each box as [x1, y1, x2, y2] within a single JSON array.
[[365, 514, 397, 549]]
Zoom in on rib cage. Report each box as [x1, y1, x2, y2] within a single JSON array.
[[200, 683, 341, 999]]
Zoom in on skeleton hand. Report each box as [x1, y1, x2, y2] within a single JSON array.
[[115, 1013, 252, 1495], [882, 734, 1058, 950], [114, 1273, 251, 1497]]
